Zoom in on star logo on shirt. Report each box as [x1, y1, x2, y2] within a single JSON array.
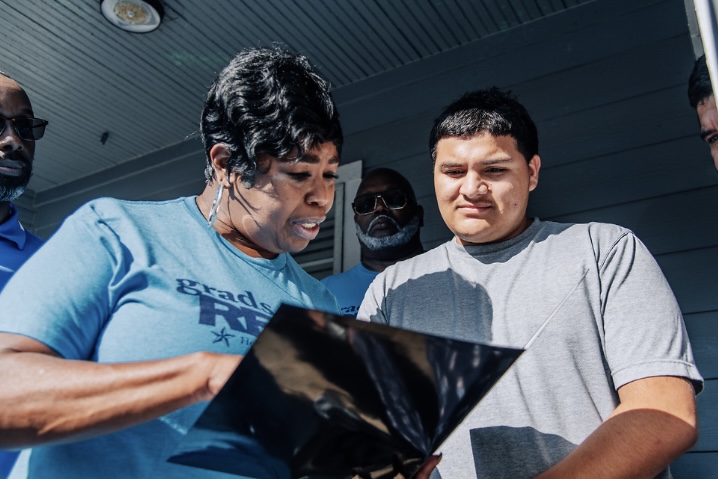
[[211, 327, 235, 347]]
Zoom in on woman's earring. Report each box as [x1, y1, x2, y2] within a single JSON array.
[[207, 182, 224, 228]]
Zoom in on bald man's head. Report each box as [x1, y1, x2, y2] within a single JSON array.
[[0, 74, 37, 202]]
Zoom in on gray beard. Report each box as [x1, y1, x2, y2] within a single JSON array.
[[355, 214, 421, 251], [0, 183, 26, 202], [0, 156, 32, 202]]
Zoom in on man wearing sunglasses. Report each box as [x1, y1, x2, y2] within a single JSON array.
[[322, 167, 424, 316], [0, 73, 47, 477]]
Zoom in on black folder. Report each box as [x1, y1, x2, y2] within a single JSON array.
[[168, 304, 523, 479]]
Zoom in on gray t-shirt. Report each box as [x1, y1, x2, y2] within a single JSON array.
[[359, 219, 703, 479]]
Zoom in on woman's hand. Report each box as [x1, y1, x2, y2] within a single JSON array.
[[202, 352, 244, 399]]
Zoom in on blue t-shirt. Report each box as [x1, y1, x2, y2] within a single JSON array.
[[321, 262, 379, 316], [0, 196, 339, 479], [0, 203, 44, 291]]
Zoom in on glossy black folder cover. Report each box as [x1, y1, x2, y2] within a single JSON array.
[[168, 304, 523, 479]]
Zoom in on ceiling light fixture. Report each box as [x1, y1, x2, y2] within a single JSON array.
[[100, 0, 164, 33]]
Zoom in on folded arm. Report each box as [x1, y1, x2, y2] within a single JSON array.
[[535, 375, 698, 479], [0, 333, 241, 449]]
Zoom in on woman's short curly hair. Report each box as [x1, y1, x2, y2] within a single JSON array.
[[200, 47, 343, 187]]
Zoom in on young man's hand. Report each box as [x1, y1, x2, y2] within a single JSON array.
[[410, 454, 442, 479]]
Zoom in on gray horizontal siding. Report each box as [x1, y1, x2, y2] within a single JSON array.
[[32, 137, 207, 238], [672, 452, 718, 478], [675, 378, 718, 472], [685, 312, 718, 380]]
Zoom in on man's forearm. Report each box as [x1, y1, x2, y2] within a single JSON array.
[[535, 376, 698, 479]]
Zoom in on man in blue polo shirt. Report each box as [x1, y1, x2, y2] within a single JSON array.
[[0, 72, 47, 477]]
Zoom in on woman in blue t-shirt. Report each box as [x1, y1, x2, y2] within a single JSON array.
[[0, 47, 346, 479]]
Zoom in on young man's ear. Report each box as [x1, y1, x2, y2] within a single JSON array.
[[528, 154, 541, 192], [209, 143, 232, 185]]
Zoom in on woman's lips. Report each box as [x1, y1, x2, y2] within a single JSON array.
[[291, 218, 324, 240]]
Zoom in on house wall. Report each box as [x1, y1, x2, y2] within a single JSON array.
[[23, 0, 717, 474]]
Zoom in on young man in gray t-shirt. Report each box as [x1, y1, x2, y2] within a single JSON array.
[[358, 87, 702, 479]]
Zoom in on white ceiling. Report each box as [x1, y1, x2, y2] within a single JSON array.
[[3, 0, 593, 194]]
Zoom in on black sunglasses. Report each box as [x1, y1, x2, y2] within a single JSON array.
[[1, 116, 49, 141], [352, 189, 409, 215]]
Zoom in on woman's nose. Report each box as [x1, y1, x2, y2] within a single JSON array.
[[308, 176, 332, 208]]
